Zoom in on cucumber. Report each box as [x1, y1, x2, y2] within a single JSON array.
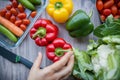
[[18, 0, 35, 11], [0, 24, 17, 42], [28, 0, 41, 5]]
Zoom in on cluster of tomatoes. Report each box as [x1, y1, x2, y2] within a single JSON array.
[[96, 0, 120, 21], [0, 0, 36, 31]]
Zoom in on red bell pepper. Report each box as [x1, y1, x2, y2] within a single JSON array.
[[30, 19, 58, 46], [46, 38, 72, 62]]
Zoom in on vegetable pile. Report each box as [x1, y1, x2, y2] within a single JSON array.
[[0, 0, 41, 43], [96, 0, 120, 22], [72, 15, 120, 80]]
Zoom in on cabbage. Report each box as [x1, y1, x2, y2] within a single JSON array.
[[73, 35, 120, 80]]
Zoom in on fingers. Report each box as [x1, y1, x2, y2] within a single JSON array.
[[54, 55, 74, 79], [32, 52, 42, 69], [47, 51, 73, 72]]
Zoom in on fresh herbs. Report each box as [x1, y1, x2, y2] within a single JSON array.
[[94, 15, 120, 37]]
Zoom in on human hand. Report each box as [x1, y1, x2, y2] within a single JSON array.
[[27, 51, 74, 80]]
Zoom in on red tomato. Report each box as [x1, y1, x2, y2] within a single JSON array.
[[17, 13, 27, 19], [118, 10, 120, 15], [100, 14, 106, 22], [22, 19, 30, 26], [30, 11, 37, 18], [10, 15, 16, 23], [111, 5, 118, 15], [118, 2, 120, 8], [96, 0, 103, 11], [18, 4, 25, 12], [10, 8, 18, 16], [114, 15, 120, 19], [15, 20, 22, 27], [0, 9, 7, 17], [103, 9, 111, 16], [12, 0, 18, 8], [20, 24, 26, 31], [104, 0, 114, 9], [6, 4, 12, 10], [5, 11, 12, 19]]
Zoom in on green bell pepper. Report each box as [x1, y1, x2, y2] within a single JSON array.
[[66, 10, 94, 38]]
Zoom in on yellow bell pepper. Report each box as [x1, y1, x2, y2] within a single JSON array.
[[46, 0, 73, 23]]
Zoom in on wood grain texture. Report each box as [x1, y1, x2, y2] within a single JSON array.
[[0, 0, 100, 80]]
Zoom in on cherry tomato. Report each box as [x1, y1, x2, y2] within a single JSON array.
[[104, 0, 114, 9], [22, 19, 30, 26], [10, 15, 16, 23], [18, 4, 25, 13], [20, 24, 26, 31], [0, 9, 7, 17], [6, 4, 12, 10], [15, 20, 22, 26], [96, 0, 103, 11], [17, 13, 27, 19], [10, 8, 18, 16], [100, 14, 106, 22], [114, 15, 120, 19], [118, 2, 120, 8], [118, 10, 120, 15], [12, 0, 18, 8], [111, 5, 118, 15], [103, 9, 111, 16], [30, 11, 37, 18], [5, 11, 12, 19]]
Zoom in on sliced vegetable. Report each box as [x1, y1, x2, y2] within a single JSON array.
[[46, 38, 72, 62], [18, 0, 35, 11], [0, 16, 23, 37], [66, 10, 94, 37], [46, 0, 73, 23], [30, 19, 58, 46], [0, 24, 17, 42]]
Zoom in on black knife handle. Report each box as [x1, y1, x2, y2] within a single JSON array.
[[19, 56, 33, 69], [19, 57, 42, 69]]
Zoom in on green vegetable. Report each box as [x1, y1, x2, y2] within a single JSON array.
[[66, 10, 94, 38], [94, 15, 120, 38], [28, 0, 41, 5], [73, 35, 120, 80], [0, 24, 17, 42], [18, 0, 35, 11]]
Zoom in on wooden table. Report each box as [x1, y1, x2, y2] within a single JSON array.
[[0, 0, 100, 80]]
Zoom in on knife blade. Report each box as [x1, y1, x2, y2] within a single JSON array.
[[0, 46, 34, 69]]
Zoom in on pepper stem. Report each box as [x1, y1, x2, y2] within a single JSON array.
[[55, 2, 63, 9], [32, 27, 46, 39], [55, 48, 71, 57]]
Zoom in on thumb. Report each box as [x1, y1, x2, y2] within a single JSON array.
[[32, 52, 42, 69]]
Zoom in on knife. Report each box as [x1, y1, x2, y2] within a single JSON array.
[[0, 46, 39, 69]]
